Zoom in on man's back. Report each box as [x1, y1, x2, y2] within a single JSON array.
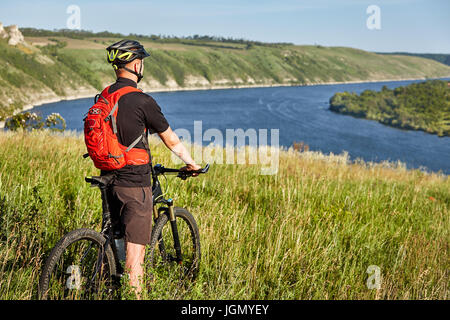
[[101, 77, 169, 187], [100, 39, 200, 298]]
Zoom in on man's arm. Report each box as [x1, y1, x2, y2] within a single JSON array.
[[158, 127, 201, 174]]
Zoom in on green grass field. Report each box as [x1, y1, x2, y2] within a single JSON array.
[[0, 130, 448, 299]]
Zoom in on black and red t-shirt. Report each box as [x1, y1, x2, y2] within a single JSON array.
[[101, 77, 169, 187]]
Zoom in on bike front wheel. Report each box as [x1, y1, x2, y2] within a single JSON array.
[[147, 207, 201, 280], [38, 228, 117, 300]]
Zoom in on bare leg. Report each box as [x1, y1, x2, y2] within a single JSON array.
[[125, 242, 146, 299]]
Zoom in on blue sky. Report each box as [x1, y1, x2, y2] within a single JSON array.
[[1, 0, 449, 53]]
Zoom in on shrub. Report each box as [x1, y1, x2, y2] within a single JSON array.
[[5, 112, 66, 132]]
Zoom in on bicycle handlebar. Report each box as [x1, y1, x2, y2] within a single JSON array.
[[153, 163, 210, 180]]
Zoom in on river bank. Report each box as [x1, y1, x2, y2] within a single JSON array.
[[14, 78, 450, 175], [2, 75, 441, 129]]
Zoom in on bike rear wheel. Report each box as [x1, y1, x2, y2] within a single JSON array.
[[38, 228, 117, 300], [147, 207, 201, 280]]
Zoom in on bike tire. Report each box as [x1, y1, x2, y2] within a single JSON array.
[[38, 228, 117, 300], [148, 207, 201, 280]]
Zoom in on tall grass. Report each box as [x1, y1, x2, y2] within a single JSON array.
[[0, 130, 448, 299]]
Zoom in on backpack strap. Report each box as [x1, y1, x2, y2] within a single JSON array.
[[142, 129, 153, 165], [99, 85, 142, 137], [109, 86, 142, 97], [95, 86, 111, 104], [103, 86, 147, 154], [125, 134, 144, 152], [105, 102, 119, 134]]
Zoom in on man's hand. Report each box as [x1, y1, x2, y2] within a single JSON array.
[[158, 127, 203, 177], [180, 163, 202, 177], [158, 127, 196, 166]]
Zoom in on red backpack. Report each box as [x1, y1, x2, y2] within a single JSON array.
[[84, 86, 150, 171]]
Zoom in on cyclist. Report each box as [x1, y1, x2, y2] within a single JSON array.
[[103, 39, 201, 298]]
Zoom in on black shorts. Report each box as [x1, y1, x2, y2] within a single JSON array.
[[107, 185, 153, 245]]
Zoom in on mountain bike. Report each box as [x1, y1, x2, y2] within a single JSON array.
[[38, 163, 209, 300]]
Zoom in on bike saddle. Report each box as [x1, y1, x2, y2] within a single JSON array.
[[85, 175, 115, 188]]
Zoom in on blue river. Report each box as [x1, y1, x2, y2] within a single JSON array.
[[30, 79, 450, 174]]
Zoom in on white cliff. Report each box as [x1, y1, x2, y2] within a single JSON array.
[[0, 22, 8, 39], [0, 22, 26, 45], [6, 25, 25, 46]]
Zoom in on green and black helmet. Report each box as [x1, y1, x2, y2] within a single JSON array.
[[106, 39, 150, 66], [106, 39, 150, 82]]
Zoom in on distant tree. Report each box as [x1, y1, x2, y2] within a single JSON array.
[[329, 80, 450, 136], [5, 112, 66, 132]]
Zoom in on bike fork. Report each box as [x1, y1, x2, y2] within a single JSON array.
[[168, 199, 183, 264]]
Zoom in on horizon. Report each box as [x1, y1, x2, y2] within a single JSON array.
[[0, 0, 449, 54], [10, 27, 450, 55]]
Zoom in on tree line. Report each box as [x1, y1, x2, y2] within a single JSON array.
[[20, 28, 293, 48], [329, 80, 450, 137]]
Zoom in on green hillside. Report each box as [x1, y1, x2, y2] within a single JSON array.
[[376, 52, 450, 66], [1, 28, 450, 120], [329, 80, 450, 137]]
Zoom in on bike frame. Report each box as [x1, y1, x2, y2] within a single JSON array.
[[88, 163, 209, 276], [89, 171, 178, 276], [150, 165, 184, 264]]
